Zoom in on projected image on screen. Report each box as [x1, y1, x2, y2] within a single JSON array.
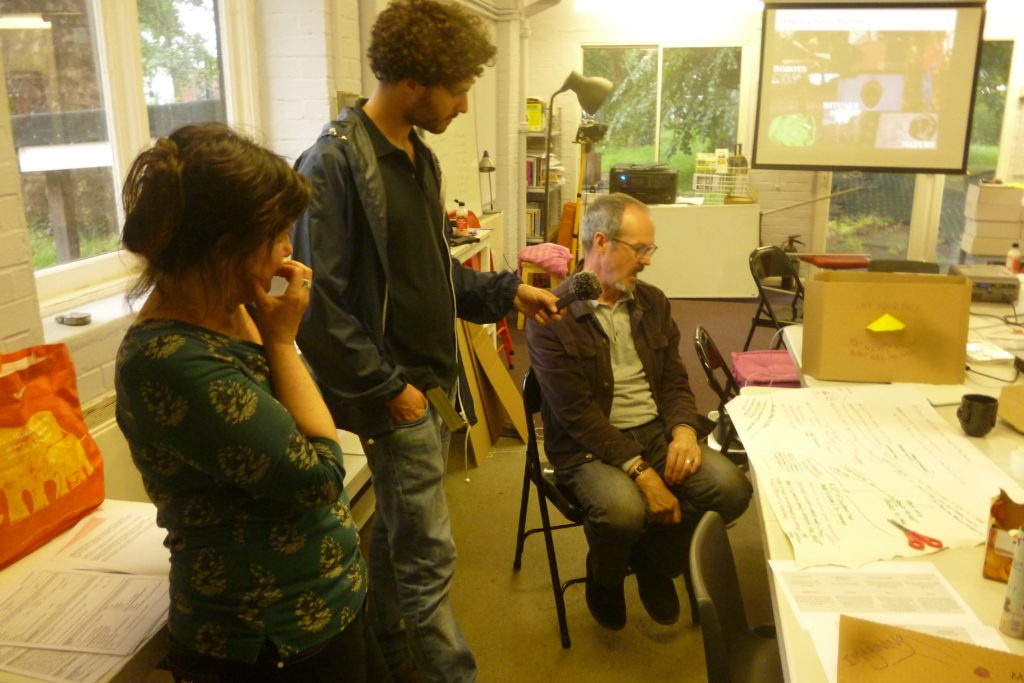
[[753, 5, 984, 172]]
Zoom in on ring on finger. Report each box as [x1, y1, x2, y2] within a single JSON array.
[[301, 279, 312, 289]]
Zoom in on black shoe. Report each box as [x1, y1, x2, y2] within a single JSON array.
[[585, 554, 626, 630], [634, 563, 680, 625]]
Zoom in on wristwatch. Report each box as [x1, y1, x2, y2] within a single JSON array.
[[629, 460, 650, 480]]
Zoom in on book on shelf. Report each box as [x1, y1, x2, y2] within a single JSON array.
[[525, 205, 542, 240], [525, 98, 545, 131]]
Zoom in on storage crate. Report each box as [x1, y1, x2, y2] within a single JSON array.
[[693, 173, 733, 205]]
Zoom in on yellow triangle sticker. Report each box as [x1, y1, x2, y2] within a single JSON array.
[[866, 313, 905, 332]]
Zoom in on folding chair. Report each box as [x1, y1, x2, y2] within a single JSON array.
[[690, 511, 783, 683], [693, 326, 746, 468], [743, 246, 804, 351], [513, 368, 587, 648], [513, 369, 700, 647]]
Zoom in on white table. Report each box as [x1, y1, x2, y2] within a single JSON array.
[[756, 321, 1024, 682], [0, 500, 168, 683]]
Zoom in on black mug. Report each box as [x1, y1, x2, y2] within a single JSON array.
[[957, 394, 998, 437]]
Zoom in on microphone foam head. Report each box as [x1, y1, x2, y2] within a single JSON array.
[[572, 271, 602, 301]]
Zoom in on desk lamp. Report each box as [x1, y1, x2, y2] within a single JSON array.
[[478, 150, 496, 213], [542, 71, 613, 241]]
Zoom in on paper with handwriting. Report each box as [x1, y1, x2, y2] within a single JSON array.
[[729, 385, 1024, 567]]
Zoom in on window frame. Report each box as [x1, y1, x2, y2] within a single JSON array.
[[580, 40, 757, 185], [31, 0, 259, 305]]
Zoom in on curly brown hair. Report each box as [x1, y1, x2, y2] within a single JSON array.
[[368, 0, 496, 88]]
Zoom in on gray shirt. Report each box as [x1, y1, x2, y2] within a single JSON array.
[[590, 294, 659, 430]]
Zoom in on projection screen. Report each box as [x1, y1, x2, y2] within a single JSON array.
[[752, 3, 985, 173]]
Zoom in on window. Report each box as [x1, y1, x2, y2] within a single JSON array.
[[937, 40, 1013, 263], [1, 1, 120, 271], [1, 0, 230, 276], [824, 41, 1014, 262], [140, 0, 226, 139], [582, 45, 742, 194]]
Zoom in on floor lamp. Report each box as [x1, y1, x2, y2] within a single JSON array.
[[542, 71, 613, 241]]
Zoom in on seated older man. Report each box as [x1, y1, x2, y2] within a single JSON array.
[[526, 192, 752, 629]]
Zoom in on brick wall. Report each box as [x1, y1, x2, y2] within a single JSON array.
[[258, 0, 364, 161], [0, 51, 43, 354], [750, 169, 822, 250]]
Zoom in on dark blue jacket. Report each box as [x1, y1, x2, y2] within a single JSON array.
[[293, 106, 519, 437]]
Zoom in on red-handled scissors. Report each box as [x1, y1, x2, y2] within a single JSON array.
[[888, 519, 943, 550]]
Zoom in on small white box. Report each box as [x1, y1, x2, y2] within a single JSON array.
[[962, 231, 1018, 256], [965, 184, 1024, 222], [964, 217, 1023, 240]]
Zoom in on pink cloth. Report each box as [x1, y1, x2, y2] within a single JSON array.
[[730, 350, 801, 388], [517, 243, 572, 280]]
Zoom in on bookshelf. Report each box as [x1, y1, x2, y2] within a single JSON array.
[[522, 111, 563, 243]]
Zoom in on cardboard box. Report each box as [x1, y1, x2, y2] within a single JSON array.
[[965, 183, 1024, 222], [802, 271, 970, 384], [961, 231, 1019, 256], [999, 384, 1024, 434], [963, 217, 1023, 240]]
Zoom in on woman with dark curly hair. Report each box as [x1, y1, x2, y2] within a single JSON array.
[[115, 123, 388, 682], [292, 1, 558, 681]]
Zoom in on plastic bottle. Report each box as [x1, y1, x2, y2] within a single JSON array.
[[1007, 242, 1021, 273], [454, 200, 469, 236]]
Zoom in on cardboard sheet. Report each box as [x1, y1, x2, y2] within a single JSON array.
[[837, 615, 1024, 682]]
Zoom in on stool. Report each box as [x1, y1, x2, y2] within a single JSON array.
[[496, 317, 514, 368], [518, 261, 564, 329]]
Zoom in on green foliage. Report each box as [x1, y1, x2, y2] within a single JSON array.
[[583, 45, 741, 180], [660, 47, 741, 158], [29, 223, 120, 270], [826, 213, 909, 257], [138, 0, 219, 102], [970, 41, 1012, 146], [583, 48, 657, 151]]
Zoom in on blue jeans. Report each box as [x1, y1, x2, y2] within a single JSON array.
[[361, 401, 476, 683], [556, 419, 752, 587]]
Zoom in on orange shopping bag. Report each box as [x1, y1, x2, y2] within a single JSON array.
[[0, 344, 104, 567]]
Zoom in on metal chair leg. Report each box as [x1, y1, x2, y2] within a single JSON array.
[[513, 459, 532, 570], [537, 488, 572, 648]]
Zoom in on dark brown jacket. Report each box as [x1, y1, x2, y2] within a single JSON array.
[[526, 279, 707, 470]]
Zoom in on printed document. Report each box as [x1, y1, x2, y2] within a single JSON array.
[[771, 561, 1008, 683]]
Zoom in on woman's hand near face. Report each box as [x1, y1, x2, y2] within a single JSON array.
[[250, 259, 312, 347]]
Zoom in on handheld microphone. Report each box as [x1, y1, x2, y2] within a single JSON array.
[[555, 271, 602, 310]]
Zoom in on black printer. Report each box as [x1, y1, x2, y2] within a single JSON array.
[[609, 164, 678, 205]]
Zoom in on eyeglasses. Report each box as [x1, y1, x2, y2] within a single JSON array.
[[609, 237, 658, 258]]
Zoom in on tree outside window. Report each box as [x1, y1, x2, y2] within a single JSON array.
[[1, 0, 225, 271], [582, 45, 742, 194]]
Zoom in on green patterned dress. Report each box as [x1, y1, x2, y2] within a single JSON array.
[[115, 318, 366, 663]]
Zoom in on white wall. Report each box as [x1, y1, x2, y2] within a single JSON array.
[[257, 0, 364, 162]]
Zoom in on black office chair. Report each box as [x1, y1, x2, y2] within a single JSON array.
[[513, 368, 587, 648], [867, 259, 942, 274], [743, 246, 804, 351], [690, 511, 784, 683], [693, 326, 746, 468], [513, 369, 699, 647]]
